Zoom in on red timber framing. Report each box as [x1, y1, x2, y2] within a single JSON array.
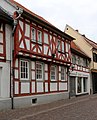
[[0, 23, 6, 62], [13, 16, 73, 97]]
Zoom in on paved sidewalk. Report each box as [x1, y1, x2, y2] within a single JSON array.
[[0, 94, 97, 120]]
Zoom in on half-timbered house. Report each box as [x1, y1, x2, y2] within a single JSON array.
[[0, 0, 74, 109]]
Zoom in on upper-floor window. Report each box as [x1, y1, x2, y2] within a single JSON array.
[[93, 53, 97, 62], [57, 40, 61, 51], [36, 62, 43, 80], [61, 67, 66, 81], [72, 55, 76, 64], [44, 32, 49, 44], [50, 65, 57, 81], [62, 41, 64, 52], [0, 23, 3, 31], [38, 30, 42, 43], [66, 42, 70, 52], [20, 60, 29, 80], [31, 28, 36, 42]]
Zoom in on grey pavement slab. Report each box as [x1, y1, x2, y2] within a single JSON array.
[[0, 94, 97, 120]]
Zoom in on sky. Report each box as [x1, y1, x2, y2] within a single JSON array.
[[15, 0, 97, 42]]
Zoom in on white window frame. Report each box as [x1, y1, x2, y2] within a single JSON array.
[[31, 28, 36, 42], [36, 62, 43, 81], [37, 30, 42, 43], [44, 32, 49, 44], [50, 65, 57, 81], [20, 60, 29, 80], [61, 66, 66, 81]]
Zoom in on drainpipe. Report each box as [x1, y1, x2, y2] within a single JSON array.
[[11, 7, 23, 109]]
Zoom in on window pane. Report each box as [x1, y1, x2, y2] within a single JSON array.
[[38, 31, 42, 43], [83, 78, 87, 92], [20, 60, 29, 80], [62, 41, 64, 52], [50, 66, 56, 80], [31, 28, 36, 42], [36, 62, 43, 80], [44, 33, 48, 44], [77, 77, 82, 93]]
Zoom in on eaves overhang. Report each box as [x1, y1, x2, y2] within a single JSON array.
[[0, 7, 13, 24]]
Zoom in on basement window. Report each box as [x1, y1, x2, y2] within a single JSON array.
[[32, 98, 37, 104]]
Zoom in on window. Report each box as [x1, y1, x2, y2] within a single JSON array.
[[31, 28, 36, 42], [50, 66, 56, 81], [36, 62, 43, 80], [0, 23, 3, 31], [66, 42, 70, 52], [61, 67, 66, 80], [83, 77, 87, 92], [62, 41, 64, 52], [72, 55, 76, 64], [77, 77, 82, 93], [44, 32, 48, 44], [93, 53, 97, 62], [57, 40, 61, 51], [38, 30, 42, 43], [20, 60, 29, 80]]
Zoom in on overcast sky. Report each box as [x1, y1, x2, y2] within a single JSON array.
[[15, 0, 97, 42]]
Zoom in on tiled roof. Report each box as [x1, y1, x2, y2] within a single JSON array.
[[9, 0, 75, 40], [83, 36, 97, 50], [9, 0, 55, 27], [71, 41, 90, 59]]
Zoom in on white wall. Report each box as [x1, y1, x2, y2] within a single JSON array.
[[0, 24, 12, 98]]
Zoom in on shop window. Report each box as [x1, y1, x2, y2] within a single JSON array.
[[83, 78, 87, 92], [77, 77, 82, 93]]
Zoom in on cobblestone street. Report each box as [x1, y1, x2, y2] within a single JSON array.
[[0, 94, 97, 120]]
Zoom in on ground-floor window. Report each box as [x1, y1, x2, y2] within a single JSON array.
[[20, 60, 29, 80], [50, 65, 57, 81], [36, 62, 43, 81], [77, 77, 82, 93], [83, 77, 87, 92], [77, 77, 88, 94]]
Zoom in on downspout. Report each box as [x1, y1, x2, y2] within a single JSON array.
[[11, 7, 23, 109]]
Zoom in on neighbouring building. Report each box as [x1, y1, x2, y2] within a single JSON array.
[[0, 0, 74, 110], [69, 41, 91, 97], [0, 1, 15, 109], [65, 24, 97, 94]]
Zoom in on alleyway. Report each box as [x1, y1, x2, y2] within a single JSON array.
[[0, 94, 97, 120]]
